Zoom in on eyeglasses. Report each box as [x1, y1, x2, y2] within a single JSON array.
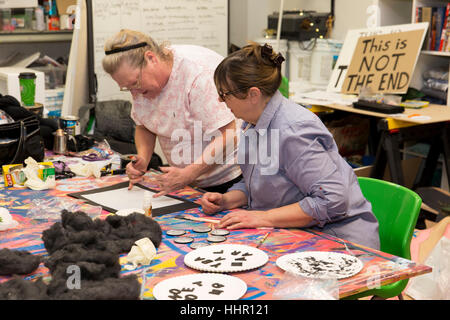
[[119, 65, 143, 92], [218, 86, 250, 101]]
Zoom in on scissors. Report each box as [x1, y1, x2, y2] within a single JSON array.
[[53, 160, 76, 180], [81, 153, 104, 161]]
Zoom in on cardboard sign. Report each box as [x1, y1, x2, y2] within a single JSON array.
[[327, 23, 429, 94], [341, 29, 425, 94], [56, 0, 77, 14]]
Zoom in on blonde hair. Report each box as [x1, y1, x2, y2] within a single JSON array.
[[214, 41, 283, 98], [102, 29, 171, 75]]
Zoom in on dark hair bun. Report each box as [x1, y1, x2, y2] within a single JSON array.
[[260, 43, 285, 68]]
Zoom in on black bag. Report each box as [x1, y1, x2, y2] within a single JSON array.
[[0, 94, 45, 166]]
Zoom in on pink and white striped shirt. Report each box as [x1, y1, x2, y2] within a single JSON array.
[[131, 45, 241, 187]]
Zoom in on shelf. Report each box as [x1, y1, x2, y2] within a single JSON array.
[[421, 50, 450, 57], [0, 30, 73, 43]]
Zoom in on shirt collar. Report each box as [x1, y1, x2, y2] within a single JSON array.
[[253, 91, 283, 135]]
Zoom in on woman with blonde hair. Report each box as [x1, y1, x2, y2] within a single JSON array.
[[102, 29, 242, 196], [200, 42, 380, 249]]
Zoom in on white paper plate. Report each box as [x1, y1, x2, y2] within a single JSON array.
[[115, 208, 145, 216], [276, 251, 363, 279], [184, 244, 269, 273], [153, 273, 247, 300]]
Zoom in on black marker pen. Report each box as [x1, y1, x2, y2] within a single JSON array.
[[101, 168, 126, 176]]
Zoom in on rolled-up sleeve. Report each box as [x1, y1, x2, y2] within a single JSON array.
[[227, 177, 249, 199], [283, 121, 349, 228]]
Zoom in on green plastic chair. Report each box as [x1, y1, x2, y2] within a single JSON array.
[[344, 177, 422, 300]]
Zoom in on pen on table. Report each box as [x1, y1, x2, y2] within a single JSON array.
[[256, 231, 271, 248], [174, 214, 220, 224], [101, 168, 126, 176]]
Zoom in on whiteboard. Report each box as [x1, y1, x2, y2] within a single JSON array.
[[91, 0, 228, 102]]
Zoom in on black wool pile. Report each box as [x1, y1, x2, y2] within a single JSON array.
[[0, 248, 42, 276], [42, 210, 163, 255], [0, 210, 162, 300], [0, 276, 49, 300], [44, 243, 122, 281], [46, 275, 141, 300]]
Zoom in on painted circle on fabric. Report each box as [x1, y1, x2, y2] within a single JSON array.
[[189, 242, 210, 249], [210, 229, 230, 236], [206, 235, 226, 243], [192, 226, 212, 233], [166, 229, 186, 236], [173, 236, 194, 244]]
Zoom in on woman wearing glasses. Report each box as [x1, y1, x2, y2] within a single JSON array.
[[199, 42, 380, 249], [102, 29, 242, 197]]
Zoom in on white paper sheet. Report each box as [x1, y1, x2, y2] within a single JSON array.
[[82, 185, 183, 211], [291, 90, 358, 106]]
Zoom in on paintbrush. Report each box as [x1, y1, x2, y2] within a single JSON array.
[[174, 214, 220, 224], [256, 231, 271, 248]]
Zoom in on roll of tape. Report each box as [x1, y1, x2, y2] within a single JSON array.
[[120, 154, 137, 169]]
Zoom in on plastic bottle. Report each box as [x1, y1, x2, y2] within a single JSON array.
[[143, 191, 152, 218], [47, 0, 60, 31], [34, 6, 45, 31]]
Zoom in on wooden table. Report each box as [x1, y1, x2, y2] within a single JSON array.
[[308, 103, 450, 189], [0, 175, 432, 299]]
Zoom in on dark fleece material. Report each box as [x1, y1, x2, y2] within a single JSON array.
[[0, 248, 42, 275], [0, 210, 162, 300], [42, 210, 163, 255], [46, 274, 141, 300], [0, 276, 49, 300]]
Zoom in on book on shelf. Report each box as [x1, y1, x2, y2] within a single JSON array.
[[420, 7, 433, 50], [416, 3, 449, 52], [438, 3, 450, 52]]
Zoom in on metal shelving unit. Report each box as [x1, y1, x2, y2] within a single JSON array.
[[0, 30, 73, 43]]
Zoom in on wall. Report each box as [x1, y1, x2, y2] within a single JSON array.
[[230, 0, 381, 47]]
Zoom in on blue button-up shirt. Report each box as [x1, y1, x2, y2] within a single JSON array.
[[229, 91, 380, 249]]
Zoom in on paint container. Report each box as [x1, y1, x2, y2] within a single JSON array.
[[59, 115, 80, 137], [310, 39, 334, 86], [143, 191, 152, 218], [288, 40, 313, 82], [24, 103, 44, 118], [310, 39, 343, 86]]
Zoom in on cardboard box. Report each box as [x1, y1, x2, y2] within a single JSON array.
[[354, 157, 422, 189], [38, 162, 55, 182], [2, 164, 25, 187], [56, 0, 77, 15], [3, 162, 55, 187]]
